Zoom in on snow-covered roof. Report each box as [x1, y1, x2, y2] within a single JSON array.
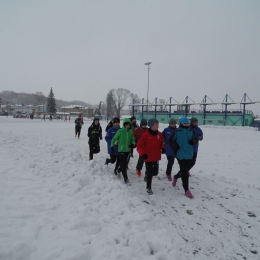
[[61, 104, 90, 109]]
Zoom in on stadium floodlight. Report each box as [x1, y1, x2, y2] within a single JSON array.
[[144, 62, 152, 111]]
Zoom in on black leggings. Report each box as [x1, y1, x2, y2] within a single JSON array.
[[145, 161, 159, 190], [75, 127, 81, 137], [119, 152, 130, 181], [175, 159, 192, 192], [107, 155, 120, 171], [166, 156, 175, 176], [188, 152, 197, 172]]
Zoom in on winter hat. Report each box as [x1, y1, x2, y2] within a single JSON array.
[[190, 117, 198, 124], [180, 117, 189, 125], [130, 116, 136, 121], [148, 118, 159, 128], [140, 118, 147, 126], [78, 114, 82, 118], [113, 117, 120, 123], [169, 118, 177, 124], [93, 117, 99, 122]]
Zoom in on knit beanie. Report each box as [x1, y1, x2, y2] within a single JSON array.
[[140, 118, 147, 126], [180, 117, 189, 125], [148, 118, 159, 128], [190, 117, 198, 124], [169, 118, 177, 124], [113, 117, 120, 123], [131, 116, 136, 121]]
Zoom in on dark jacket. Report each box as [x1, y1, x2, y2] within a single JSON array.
[[162, 125, 177, 157], [189, 125, 203, 153], [105, 121, 113, 132], [105, 125, 121, 155], [88, 120, 102, 146], [75, 118, 84, 128]]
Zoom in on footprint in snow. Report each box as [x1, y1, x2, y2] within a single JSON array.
[[247, 211, 256, 217], [186, 210, 193, 215]]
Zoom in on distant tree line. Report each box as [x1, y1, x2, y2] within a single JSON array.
[[0, 88, 138, 117], [0, 90, 92, 112]]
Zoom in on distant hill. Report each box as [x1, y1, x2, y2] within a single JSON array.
[[0, 90, 93, 109]]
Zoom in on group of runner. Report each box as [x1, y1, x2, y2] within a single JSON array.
[[74, 114, 203, 198], [103, 116, 203, 198]]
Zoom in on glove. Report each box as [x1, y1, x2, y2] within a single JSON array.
[[142, 154, 148, 160], [188, 139, 197, 145], [197, 136, 202, 141], [111, 147, 115, 153], [128, 144, 135, 149], [161, 148, 166, 154]]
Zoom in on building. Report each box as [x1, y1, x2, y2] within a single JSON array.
[[2, 104, 46, 115], [60, 105, 94, 118]]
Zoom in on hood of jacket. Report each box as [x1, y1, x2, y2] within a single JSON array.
[[122, 118, 131, 129]]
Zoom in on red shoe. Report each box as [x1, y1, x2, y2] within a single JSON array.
[[136, 169, 142, 177], [185, 190, 194, 198]]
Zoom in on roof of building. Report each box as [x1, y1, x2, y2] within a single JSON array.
[[61, 104, 90, 109]]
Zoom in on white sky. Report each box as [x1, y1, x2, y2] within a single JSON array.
[[1, 0, 260, 114]]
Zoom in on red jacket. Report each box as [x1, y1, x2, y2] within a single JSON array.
[[134, 127, 148, 143], [137, 129, 165, 162]]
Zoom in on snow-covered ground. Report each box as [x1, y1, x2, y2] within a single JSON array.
[[0, 117, 260, 260]]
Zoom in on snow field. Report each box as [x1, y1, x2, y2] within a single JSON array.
[[0, 118, 260, 260]]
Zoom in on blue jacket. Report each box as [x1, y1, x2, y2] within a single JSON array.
[[105, 126, 121, 155], [162, 126, 177, 157], [189, 125, 203, 153], [173, 126, 195, 160]]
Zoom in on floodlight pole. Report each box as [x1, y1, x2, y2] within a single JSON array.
[[144, 62, 152, 112]]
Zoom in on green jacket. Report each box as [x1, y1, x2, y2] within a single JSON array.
[[111, 118, 135, 152]]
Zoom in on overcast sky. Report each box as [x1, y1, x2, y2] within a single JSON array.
[[1, 0, 260, 114]]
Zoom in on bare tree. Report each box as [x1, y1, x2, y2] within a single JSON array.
[[35, 92, 46, 104], [108, 88, 132, 118], [101, 101, 107, 115], [129, 94, 141, 115]]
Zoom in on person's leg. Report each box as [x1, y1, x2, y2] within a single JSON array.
[[166, 156, 175, 176], [89, 145, 93, 160], [119, 153, 129, 181], [136, 155, 144, 171], [115, 155, 120, 171], [178, 159, 191, 192], [126, 152, 130, 169], [145, 162, 158, 191], [188, 152, 197, 172], [78, 128, 81, 138]]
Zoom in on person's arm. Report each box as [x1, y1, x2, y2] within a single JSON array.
[[197, 128, 203, 141], [136, 134, 145, 156], [105, 128, 112, 143], [111, 129, 121, 147], [87, 126, 92, 138], [99, 126, 103, 140]]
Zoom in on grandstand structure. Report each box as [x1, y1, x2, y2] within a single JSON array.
[[129, 93, 260, 127]]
